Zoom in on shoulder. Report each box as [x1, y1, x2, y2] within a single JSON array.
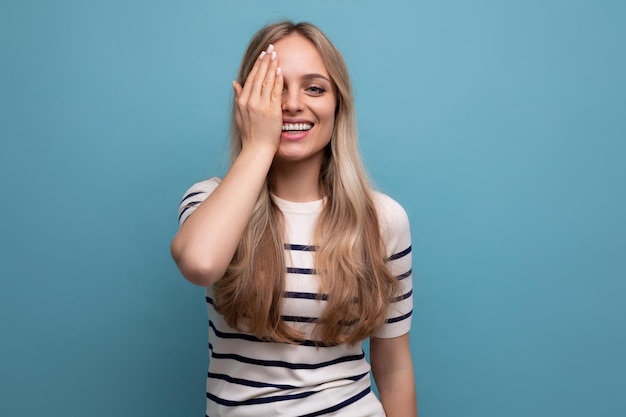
[[371, 191, 410, 233], [177, 177, 222, 225], [371, 191, 408, 216], [371, 191, 411, 256]]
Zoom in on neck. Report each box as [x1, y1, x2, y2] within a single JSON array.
[[270, 157, 324, 202]]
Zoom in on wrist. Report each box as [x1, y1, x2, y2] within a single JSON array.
[[236, 144, 276, 170], [239, 142, 277, 160]]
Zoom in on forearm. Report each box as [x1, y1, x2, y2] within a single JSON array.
[[171, 146, 275, 286], [376, 368, 417, 417], [370, 334, 418, 417]]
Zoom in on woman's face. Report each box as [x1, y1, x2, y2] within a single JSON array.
[[272, 33, 337, 166]]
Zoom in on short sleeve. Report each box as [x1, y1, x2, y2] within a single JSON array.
[[372, 192, 413, 339], [177, 177, 222, 226]]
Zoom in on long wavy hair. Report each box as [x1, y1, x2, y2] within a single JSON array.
[[213, 21, 400, 345]]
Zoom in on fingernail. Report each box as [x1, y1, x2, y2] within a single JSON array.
[[270, 51, 277, 61], [267, 44, 274, 53], [276, 67, 282, 76], [259, 51, 266, 60]]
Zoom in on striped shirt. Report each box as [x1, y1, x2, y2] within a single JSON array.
[[178, 178, 413, 416]]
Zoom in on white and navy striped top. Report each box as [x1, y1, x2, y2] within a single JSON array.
[[178, 178, 413, 417]]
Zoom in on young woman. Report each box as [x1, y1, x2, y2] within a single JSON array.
[[171, 21, 417, 417]]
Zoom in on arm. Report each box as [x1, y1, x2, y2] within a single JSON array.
[[370, 333, 418, 417], [170, 45, 283, 286]]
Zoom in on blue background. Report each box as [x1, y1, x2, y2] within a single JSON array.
[[1, 1, 625, 416]]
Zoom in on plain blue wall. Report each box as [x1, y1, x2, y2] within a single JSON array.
[[1, 1, 625, 416]]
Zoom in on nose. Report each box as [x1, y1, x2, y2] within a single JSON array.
[[282, 89, 302, 113]]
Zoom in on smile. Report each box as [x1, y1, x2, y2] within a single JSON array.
[[282, 123, 313, 132]]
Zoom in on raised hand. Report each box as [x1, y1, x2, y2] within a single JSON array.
[[233, 44, 284, 155], [172, 44, 285, 287]]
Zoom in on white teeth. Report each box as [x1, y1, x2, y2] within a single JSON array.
[[282, 123, 313, 132]]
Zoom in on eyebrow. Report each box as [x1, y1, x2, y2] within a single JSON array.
[[301, 73, 331, 83]]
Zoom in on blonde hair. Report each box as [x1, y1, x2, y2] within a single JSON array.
[[213, 21, 400, 345]]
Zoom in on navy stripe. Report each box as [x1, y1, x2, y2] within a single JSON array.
[[345, 371, 370, 382], [178, 204, 200, 222], [300, 386, 371, 417], [182, 200, 202, 208], [287, 267, 317, 275], [388, 245, 412, 261], [283, 291, 328, 301], [284, 243, 318, 251], [282, 316, 318, 323], [207, 372, 298, 390], [208, 320, 331, 347], [209, 345, 365, 369], [180, 191, 205, 204], [207, 370, 368, 392], [397, 268, 412, 280], [209, 321, 270, 343], [207, 387, 318, 406], [211, 293, 329, 304], [386, 309, 413, 324], [282, 315, 357, 327], [392, 289, 413, 303]]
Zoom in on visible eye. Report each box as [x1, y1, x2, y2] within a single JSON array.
[[306, 85, 326, 95]]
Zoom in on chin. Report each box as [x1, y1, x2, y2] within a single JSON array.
[[274, 149, 323, 165]]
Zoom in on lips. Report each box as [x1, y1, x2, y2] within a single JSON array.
[[281, 120, 314, 141], [282, 122, 313, 132]]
